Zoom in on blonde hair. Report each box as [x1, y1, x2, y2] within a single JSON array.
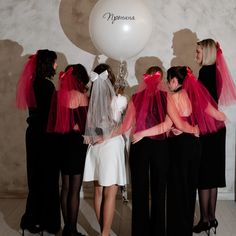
[[197, 38, 217, 65]]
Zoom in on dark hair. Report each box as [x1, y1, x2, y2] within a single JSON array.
[[35, 49, 57, 80], [94, 63, 116, 85], [146, 66, 163, 76], [65, 64, 89, 92], [167, 66, 187, 85]]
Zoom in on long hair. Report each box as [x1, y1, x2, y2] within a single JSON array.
[[16, 49, 57, 109], [35, 49, 57, 80], [197, 39, 217, 66]]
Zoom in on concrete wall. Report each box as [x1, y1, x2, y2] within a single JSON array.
[[0, 0, 235, 199]]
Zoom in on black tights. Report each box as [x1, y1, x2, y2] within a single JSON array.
[[61, 174, 83, 231], [198, 188, 218, 222]]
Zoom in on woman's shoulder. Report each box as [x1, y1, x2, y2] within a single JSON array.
[[199, 64, 216, 85], [116, 94, 128, 111], [199, 64, 216, 74], [117, 94, 128, 102], [34, 78, 55, 94], [69, 90, 88, 108]]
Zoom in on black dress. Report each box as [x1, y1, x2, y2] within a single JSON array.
[[20, 78, 61, 233], [197, 64, 226, 189], [59, 106, 88, 175]]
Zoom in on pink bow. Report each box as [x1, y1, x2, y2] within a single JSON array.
[[143, 71, 162, 84], [186, 67, 192, 77]]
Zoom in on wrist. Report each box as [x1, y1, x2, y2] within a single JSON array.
[[140, 130, 145, 138]]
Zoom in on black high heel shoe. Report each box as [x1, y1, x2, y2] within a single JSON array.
[[22, 226, 43, 236], [62, 225, 85, 236], [193, 221, 210, 235], [20, 216, 43, 236], [70, 229, 85, 236], [210, 219, 218, 234]]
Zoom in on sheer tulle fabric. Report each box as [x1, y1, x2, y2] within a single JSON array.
[[47, 67, 88, 133], [182, 69, 225, 134], [16, 53, 37, 109], [216, 43, 236, 106], [84, 71, 120, 144], [122, 72, 168, 140]]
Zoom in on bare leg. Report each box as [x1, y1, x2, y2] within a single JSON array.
[[94, 181, 104, 229], [101, 185, 118, 236]]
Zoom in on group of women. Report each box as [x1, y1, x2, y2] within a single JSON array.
[[15, 38, 236, 236]]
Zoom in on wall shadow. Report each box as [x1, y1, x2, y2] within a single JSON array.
[[171, 28, 200, 76], [90, 56, 166, 98], [122, 56, 166, 97], [0, 39, 29, 197], [0, 39, 69, 197], [59, 0, 99, 55]]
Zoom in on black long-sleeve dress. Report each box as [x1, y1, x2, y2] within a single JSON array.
[[197, 64, 226, 189], [20, 78, 61, 233]]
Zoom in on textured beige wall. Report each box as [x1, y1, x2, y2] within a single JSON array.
[[0, 39, 68, 197], [0, 40, 28, 197], [59, 0, 98, 55], [0, 0, 235, 199], [0, 35, 199, 197], [0, 3, 208, 197]]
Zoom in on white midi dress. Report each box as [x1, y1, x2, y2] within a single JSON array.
[[83, 94, 127, 186]]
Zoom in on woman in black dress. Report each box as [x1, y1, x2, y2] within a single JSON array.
[[193, 39, 236, 234], [16, 49, 61, 235], [166, 66, 226, 236], [48, 64, 89, 236]]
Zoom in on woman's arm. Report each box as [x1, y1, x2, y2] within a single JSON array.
[[205, 102, 226, 121], [110, 100, 135, 138], [167, 93, 199, 135], [131, 115, 173, 144], [120, 100, 136, 133]]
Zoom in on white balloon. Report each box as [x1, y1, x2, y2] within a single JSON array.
[[89, 0, 153, 61]]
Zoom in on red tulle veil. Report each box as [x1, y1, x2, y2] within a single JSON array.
[[16, 53, 37, 109], [122, 71, 168, 139], [216, 42, 236, 106], [183, 68, 225, 134], [48, 67, 88, 133]]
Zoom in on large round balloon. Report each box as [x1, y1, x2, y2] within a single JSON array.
[[89, 0, 153, 61]]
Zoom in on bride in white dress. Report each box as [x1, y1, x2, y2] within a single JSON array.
[[83, 64, 127, 236]]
